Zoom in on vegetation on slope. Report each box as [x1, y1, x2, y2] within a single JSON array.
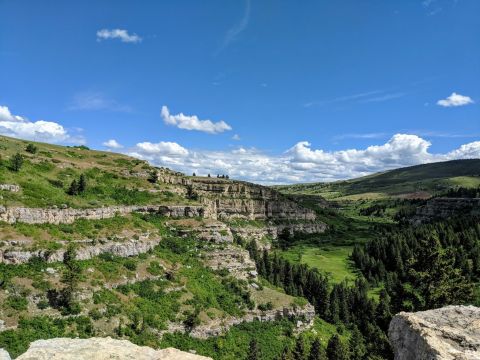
[[0, 135, 190, 208], [275, 159, 480, 199]]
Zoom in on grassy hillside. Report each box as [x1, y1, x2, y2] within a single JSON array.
[[0, 135, 190, 208], [275, 159, 480, 199]]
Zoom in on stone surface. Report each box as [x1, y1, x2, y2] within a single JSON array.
[[411, 197, 480, 224], [0, 184, 20, 192], [389, 305, 480, 360], [0, 205, 205, 225], [204, 245, 257, 280], [14, 337, 211, 360], [0, 236, 162, 264], [0, 349, 10, 360]]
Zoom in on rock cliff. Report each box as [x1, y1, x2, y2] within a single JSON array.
[[2, 337, 211, 360], [411, 197, 480, 224], [388, 305, 480, 360]]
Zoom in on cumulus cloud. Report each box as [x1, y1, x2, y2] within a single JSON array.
[[161, 106, 232, 134], [0, 105, 83, 144], [125, 134, 480, 184], [232, 134, 241, 141], [96, 29, 142, 43], [102, 139, 123, 149], [437, 92, 474, 107]]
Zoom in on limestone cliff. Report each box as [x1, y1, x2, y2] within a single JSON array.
[[1, 337, 211, 360], [411, 197, 480, 224], [388, 305, 480, 360]]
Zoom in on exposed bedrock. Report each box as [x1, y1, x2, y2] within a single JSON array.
[[411, 197, 480, 224], [388, 305, 480, 360], [7, 337, 211, 360]]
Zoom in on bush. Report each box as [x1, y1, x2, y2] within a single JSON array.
[[6, 295, 28, 310], [25, 143, 38, 154], [9, 153, 24, 172]]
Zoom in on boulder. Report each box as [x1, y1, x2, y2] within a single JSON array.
[[15, 337, 211, 360], [389, 305, 480, 360]]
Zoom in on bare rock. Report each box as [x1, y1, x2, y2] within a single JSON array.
[[0, 349, 10, 360], [15, 337, 211, 360], [388, 305, 480, 360]]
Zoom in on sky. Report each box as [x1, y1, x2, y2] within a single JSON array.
[[0, 0, 479, 184]]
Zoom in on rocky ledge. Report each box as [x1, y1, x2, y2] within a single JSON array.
[[0, 337, 211, 360], [388, 305, 480, 360], [411, 197, 480, 224]]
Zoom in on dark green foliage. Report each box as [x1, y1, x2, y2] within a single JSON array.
[[292, 336, 306, 360], [326, 335, 348, 360], [349, 326, 367, 360], [5, 295, 28, 311], [9, 152, 24, 172], [308, 338, 326, 360], [247, 339, 260, 360], [148, 170, 158, 183], [67, 179, 79, 195], [25, 143, 38, 154]]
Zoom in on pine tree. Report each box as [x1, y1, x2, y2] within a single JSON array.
[[61, 244, 81, 313], [375, 289, 392, 330], [67, 179, 79, 195], [25, 143, 38, 154], [9, 153, 24, 172], [349, 326, 367, 360], [78, 174, 87, 193], [247, 339, 260, 360], [292, 336, 306, 360], [308, 338, 326, 360], [326, 335, 348, 360]]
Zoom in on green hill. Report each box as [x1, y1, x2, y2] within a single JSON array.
[[275, 159, 480, 199]]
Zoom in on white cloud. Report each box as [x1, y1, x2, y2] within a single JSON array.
[[232, 134, 241, 141], [125, 134, 480, 185], [161, 106, 232, 134], [0, 105, 83, 144], [103, 139, 123, 149], [437, 92, 474, 107], [96, 29, 142, 43]]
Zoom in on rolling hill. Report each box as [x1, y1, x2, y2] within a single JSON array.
[[274, 159, 480, 200]]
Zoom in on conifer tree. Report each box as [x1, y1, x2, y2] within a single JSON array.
[[326, 335, 348, 360], [78, 174, 87, 193], [9, 152, 24, 172], [349, 326, 367, 360], [292, 336, 306, 360], [247, 339, 260, 360], [308, 338, 326, 360]]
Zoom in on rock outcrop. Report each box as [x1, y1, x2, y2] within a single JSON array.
[[0, 184, 20, 193], [0, 205, 204, 225], [9, 337, 211, 360], [388, 305, 480, 360], [411, 198, 480, 224], [0, 236, 162, 264], [0, 349, 10, 360]]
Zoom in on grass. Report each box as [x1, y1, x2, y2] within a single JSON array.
[[274, 159, 480, 199], [282, 245, 356, 283], [0, 135, 192, 208]]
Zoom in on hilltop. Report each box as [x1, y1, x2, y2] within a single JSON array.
[[274, 159, 480, 200]]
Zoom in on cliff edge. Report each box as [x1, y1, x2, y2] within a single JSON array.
[[0, 337, 211, 360], [388, 305, 480, 360]]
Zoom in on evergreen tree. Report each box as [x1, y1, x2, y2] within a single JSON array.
[[25, 143, 38, 154], [247, 339, 260, 360], [61, 244, 81, 313], [78, 174, 87, 193], [349, 326, 367, 360], [292, 336, 306, 360], [280, 346, 293, 360], [375, 289, 392, 330], [308, 338, 326, 360], [400, 231, 474, 311], [326, 335, 348, 360], [67, 179, 79, 195], [9, 153, 24, 172]]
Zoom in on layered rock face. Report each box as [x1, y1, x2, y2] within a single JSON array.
[[411, 198, 480, 224], [5, 337, 211, 360], [0, 236, 162, 264], [388, 305, 480, 360], [156, 172, 319, 222], [0, 205, 204, 225]]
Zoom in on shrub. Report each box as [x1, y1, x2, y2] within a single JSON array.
[[9, 153, 24, 172], [25, 143, 38, 154]]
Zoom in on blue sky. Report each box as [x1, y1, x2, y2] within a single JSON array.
[[0, 0, 479, 183]]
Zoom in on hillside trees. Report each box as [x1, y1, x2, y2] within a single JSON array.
[[9, 153, 24, 172]]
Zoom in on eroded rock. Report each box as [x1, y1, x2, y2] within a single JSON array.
[[14, 337, 211, 360], [388, 305, 480, 360]]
